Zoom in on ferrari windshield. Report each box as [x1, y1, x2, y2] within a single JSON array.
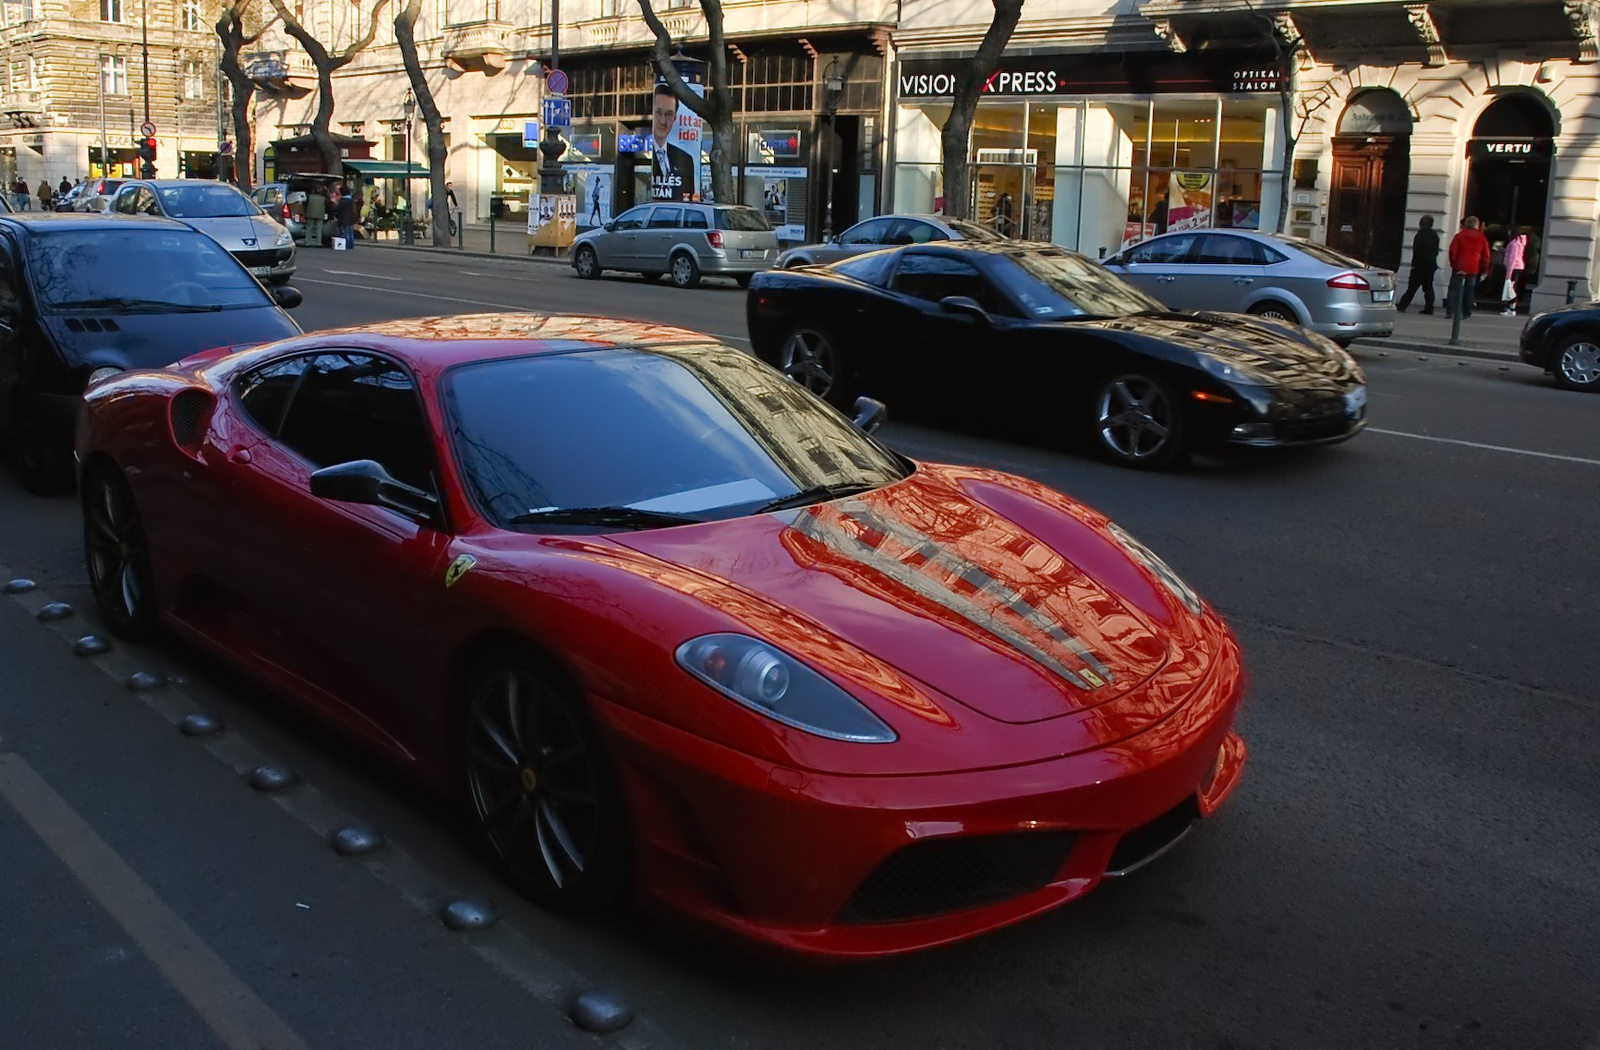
[[445, 344, 909, 528], [156, 184, 262, 218], [26, 229, 276, 312], [994, 249, 1167, 319]]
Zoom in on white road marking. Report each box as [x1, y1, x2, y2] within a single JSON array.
[[1369, 427, 1600, 466], [322, 269, 403, 280]]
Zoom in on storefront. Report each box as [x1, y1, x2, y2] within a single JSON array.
[[891, 51, 1285, 258]]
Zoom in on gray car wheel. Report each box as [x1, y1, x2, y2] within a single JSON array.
[[574, 245, 599, 279], [1248, 300, 1299, 323], [1553, 334, 1600, 391], [1094, 373, 1187, 469], [669, 252, 701, 289]]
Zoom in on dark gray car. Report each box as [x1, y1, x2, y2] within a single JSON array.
[[1104, 229, 1395, 345], [776, 214, 1002, 268], [571, 203, 779, 288]]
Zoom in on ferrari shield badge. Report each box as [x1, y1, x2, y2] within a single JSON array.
[[444, 555, 477, 588]]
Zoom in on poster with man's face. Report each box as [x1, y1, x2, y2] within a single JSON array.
[[649, 82, 703, 202]]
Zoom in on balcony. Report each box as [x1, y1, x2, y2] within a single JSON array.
[[441, 19, 513, 74], [244, 49, 314, 99], [1, 91, 44, 129]]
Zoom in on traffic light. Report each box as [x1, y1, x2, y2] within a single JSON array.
[[138, 135, 157, 163]]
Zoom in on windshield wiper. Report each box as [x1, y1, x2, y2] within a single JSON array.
[[753, 481, 881, 514], [507, 506, 705, 529], [53, 297, 222, 313]]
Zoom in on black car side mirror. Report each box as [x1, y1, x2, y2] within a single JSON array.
[[310, 460, 439, 523], [940, 295, 989, 323], [272, 285, 303, 309], [852, 396, 887, 434]]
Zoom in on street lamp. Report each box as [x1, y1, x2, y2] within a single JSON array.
[[401, 89, 416, 245], [820, 57, 843, 241]]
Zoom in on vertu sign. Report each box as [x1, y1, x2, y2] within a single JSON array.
[[1468, 138, 1553, 159]]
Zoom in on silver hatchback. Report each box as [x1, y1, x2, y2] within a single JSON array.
[[1104, 230, 1395, 345], [570, 203, 779, 288]]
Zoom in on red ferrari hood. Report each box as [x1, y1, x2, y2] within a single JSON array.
[[616, 473, 1173, 724]]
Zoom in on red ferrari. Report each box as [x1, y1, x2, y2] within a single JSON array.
[[77, 314, 1247, 958]]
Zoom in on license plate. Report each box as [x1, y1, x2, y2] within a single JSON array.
[[740, 249, 764, 259], [250, 265, 272, 275], [1343, 387, 1368, 415], [1372, 290, 1393, 302]]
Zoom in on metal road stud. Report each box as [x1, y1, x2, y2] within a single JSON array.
[[125, 670, 166, 691], [4, 579, 36, 594], [570, 990, 636, 1034], [37, 602, 74, 621], [439, 898, 498, 931], [249, 764, 299, 792], [73, 635, 111, 656], [331, 824, 385, 856], [179, 713, 223, 736]]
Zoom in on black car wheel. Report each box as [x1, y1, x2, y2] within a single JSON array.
[[459, 650, 629, 911], [574, 245, 599, 280], [83, 464, 160, 640], [779, 325, 845, 406], [10, 394, 74, 495], [669, 252, 702, 289], [1552, 334, 1600, 392], [1248, 300, 1299, 323], [1094, 373, 1188, 469]]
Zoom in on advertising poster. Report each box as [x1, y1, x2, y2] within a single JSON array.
[[1167, 172, 1214, 233], [566, 163, 612, 230], [649, 71, 705, 203], [527, 193, 576, 249]]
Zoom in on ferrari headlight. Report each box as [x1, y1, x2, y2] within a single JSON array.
[[275, 228, 293, 247], [1107, 523, 1204, 615], [676, 634, 896, 743]]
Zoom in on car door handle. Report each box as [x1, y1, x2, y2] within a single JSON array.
[[228, 447, 252, 464], [1233, 277, 1254, 284], [1158, 276, 1177, 283]]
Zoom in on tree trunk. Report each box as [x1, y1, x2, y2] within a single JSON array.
[[395, 0, 449, 245], [939, 0, 1024, 222], [1278, 84, 1295, 234], [215, 0, 269, 193]]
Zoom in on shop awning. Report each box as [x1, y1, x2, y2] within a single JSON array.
[[345, 160, 433, 180]]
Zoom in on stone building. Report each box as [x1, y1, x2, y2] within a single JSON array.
[[0, 0, 225, 191]]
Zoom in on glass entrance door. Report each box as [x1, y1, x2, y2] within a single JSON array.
[[971, 163, 1031, 239]]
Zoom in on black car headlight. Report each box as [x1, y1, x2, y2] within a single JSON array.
[[1107, 523, 1204, 615], [676, 633, 896, 743], [1196, 354, 1273, 387]]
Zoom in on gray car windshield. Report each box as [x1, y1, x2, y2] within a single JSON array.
[[27, 229, 275, 311], [944, 218, 1005, 243], [157, 184, 261, 218], [994, 249, 1168, 318], [446, 344, 909, 530]]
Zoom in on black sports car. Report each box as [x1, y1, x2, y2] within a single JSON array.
[[0, 213, 302, 493], [1519, 302, 1600, 392], [747, 242, 1368, 468]]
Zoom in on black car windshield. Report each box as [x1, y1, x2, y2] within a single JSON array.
[[992, 249, 1167, 318], [715, 208, 771, 231], [156, 184, 262, 218], [26, 228, 275, 311], [445, 344, 909, 530]]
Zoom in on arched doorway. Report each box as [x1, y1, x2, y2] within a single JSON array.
[[1465, 94, 1554, 304], [1327, 90, 1412, 271]]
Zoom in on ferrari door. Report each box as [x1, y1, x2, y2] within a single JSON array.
[[209, 350, 454, 756]]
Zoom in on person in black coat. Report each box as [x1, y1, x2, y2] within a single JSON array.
[[1397, 215, 1441, 314]]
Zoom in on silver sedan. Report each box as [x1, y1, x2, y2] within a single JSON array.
[[1104, 229, 1395, 345], [776, 213, 1003, 268]]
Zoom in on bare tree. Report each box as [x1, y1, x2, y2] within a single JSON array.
[[395, 0, 448, 245], [637, 0, 736, 206], [266, 0, 393, 175], [939, 0, 1025, 222], [215, 0, 277, 193]]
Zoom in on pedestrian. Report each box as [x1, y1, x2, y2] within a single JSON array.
[[336, 184, 357, 249], [1446, 216, 1491, 320], [1500, 223, 1528, 316], [57, 176, 71, 197], [304, 185, 328, 247], [14, 177, 30, 210], [1396, 215, 1440, 314], [37, 180, 51, 210]]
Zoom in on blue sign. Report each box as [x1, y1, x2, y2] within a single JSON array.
[[522, 120, 540, 147], [617, 133, 648, 153], [543, 98, 572, 129]]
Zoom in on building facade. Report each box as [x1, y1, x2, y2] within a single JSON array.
[[0, 0, 225, 192]]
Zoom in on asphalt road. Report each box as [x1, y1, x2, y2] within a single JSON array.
[[0, 245, 1595, 1050]]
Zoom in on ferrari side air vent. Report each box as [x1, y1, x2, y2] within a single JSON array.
[[65, 318, 85, 332], [169, 389, 214, 449]]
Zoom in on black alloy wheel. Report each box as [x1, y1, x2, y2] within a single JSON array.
[[574, 245, 600, 280], [669, 252, 702, 289], [83, 465, 160, 640], [779, 325, 845, 406], [10, 395, 74, 495], [1094, 373, 1188, 469], [1248, 301, 1298, 323], [459, 652, 629, 910], [1552, 334, 1600, 392]]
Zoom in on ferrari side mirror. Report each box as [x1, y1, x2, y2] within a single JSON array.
[[310, 459, 439, 523], [852, 396, 887, 435]]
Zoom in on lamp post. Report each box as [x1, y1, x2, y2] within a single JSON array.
[[139, 0, 154, 177], [820, 57, 843, 241], [401, 89, 415, 245]]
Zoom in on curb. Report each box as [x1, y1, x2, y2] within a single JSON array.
[[1352, 337, 1521, 363], [356, 239, 569, 266]]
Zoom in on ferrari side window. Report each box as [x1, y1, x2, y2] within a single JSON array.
[[236, 356, 312, 437], [277, 352, 436, 495]]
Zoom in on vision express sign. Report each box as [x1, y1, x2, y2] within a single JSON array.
[[898, 53, 1287, 99]]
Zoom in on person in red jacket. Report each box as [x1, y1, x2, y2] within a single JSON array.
[[1446, 215, 1492, 319]]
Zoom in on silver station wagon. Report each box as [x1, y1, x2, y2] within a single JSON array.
[[570, 203, 779, 288]]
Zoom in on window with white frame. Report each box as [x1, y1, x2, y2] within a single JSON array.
[[101, 0, 122, 21], [2, 0, 37, 26], [184, 59, 204, 98], [599, 0, 617, 15], [101, 55, 128, 95], [182, 0, 202, 30]]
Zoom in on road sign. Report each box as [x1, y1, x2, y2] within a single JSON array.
[[542, 97, 572, 129], [522, 120, 540, 148], [140, 121, 156, 137], [546, 68, 569, 96]]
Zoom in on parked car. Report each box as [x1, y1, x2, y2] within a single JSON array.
[[0, 213, 302, 493], [52, 184, 84, 212], [1518, 302, 1600, 391], [570, 203, 779, 288], [111, 179, 297, 284], [1103, 229, 1396, 346], [748, 241, 1368, 469], [77, 311, 1247, 958], [776, 214, 1004, 269], [250, 173, 344, 244], [73, 177, 125, 213]]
